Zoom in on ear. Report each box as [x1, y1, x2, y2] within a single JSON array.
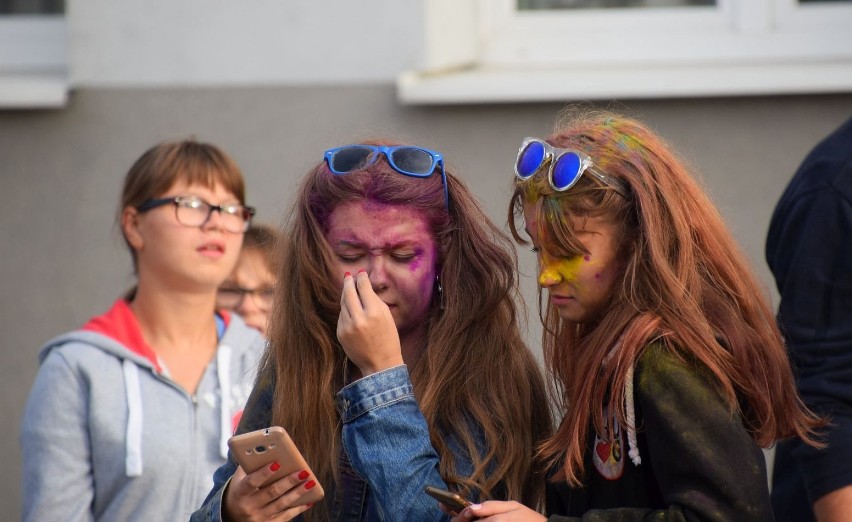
[[121, 206, 144, 251]]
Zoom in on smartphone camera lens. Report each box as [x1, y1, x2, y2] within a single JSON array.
[[254, 445, 267, 454]]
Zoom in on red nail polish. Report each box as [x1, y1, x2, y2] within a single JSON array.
[[269, 461, 280, 472], [298, 470, 310, 480], [358, 269, 366, 274], [344, 272, 351, 277], [305, 480, 317, 490], [307, 503, 314, 508]]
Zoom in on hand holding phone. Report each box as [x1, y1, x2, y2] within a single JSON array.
[[228, 426, 325, 504], [424, 485, 472, 514]]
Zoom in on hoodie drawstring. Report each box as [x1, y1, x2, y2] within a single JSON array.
[[122, 360, 143, 477], [122, 343, 235, 474], [624, 364, 641, 466], [216, 345, 232, 459], [604, 335, 641, 467]]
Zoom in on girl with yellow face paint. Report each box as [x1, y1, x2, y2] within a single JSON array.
[[525, 200, 621, 324], [447, 109, 824, 522]]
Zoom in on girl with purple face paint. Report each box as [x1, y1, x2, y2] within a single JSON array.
[[192, 141, 551, 521], [449, 109, 824, 521]]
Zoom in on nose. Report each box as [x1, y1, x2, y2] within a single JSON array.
[[538, 266, 562, 287], [537, 253, 563, 288], [365, 255, 389, 292], [201, 207, 225, 231], [237, 292, 261, 316], [237, 295, 268, 336]]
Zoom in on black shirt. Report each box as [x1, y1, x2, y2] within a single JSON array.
[[766, 117, 852, 521]]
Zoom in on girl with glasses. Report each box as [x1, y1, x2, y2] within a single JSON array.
[[192, 141, 552, 521], [217, 224, 280, 337], [21, 140, 266, 521], [449, 109, 824, 521]]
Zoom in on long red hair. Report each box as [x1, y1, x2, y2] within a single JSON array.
[[509, 108, 823, 486]]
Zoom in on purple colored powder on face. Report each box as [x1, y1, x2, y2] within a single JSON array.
[[595, 273, 601, 279], [409, 251, 424, 272], [584, 255, 591, 262], [361, 199, 392, 213], [410, 246, 436, 272]]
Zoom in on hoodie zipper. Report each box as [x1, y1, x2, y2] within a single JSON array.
[[185, 391, 200, 517], [154, 373, 201, 518]]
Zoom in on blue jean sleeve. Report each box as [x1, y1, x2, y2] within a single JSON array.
[[189, 462, 235, 522], [337, 365, 456, 521]]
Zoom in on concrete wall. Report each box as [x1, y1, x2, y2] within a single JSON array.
[[2, 87, 851, 516], [68, 0, 423, 86]]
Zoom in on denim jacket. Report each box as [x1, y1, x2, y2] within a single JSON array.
[[191, 365, 475, 521]]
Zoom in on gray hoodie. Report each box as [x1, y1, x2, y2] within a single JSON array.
[[20, 299, 265, 522]]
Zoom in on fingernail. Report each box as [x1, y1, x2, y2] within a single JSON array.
[[269, 461, 280, 472], [358, 268, 366, 274], [344, 272, 351, 278], [304, 479, 316, 490], [470, 504, 482, 510], [307, 503, 314, 508], [298, 470, 310, 480]]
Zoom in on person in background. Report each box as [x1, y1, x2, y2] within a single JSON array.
[[767, 117, 852, 522], [217, 224, 280, 337], [20, 140, 266, 521], [450, 108, 823, 521], [193, 141, 552, 521]]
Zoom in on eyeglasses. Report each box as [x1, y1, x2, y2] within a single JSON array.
[[217, 284, 274, 311], [515, 137, 629, 199], [136, 196, 255, 234], [324, 144, 449, 209]]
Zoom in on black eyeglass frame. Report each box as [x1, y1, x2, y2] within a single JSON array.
[[216, 285, 275, 310], [136, 196, 256, 233]]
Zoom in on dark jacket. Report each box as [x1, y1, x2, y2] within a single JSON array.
[[546, 343, 774, 521], [766, 117, 852, 521]]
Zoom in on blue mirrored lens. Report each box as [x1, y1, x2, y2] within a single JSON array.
[[517, 141, 545, 178], [331, 147, 373, 173], [551, 152, 582, 190], [390, 148, 434, 176]]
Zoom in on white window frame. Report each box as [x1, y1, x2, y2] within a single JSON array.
[[397, 0, 852, 104], [0, 15, 68, 109]]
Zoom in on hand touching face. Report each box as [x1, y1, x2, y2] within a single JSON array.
[[337, 270, 404, 376]]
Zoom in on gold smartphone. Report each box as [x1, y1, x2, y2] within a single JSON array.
[[424, 485, 472, 513], [228, 426, 325, 504]]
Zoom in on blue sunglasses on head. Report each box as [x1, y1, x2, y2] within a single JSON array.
[[515, 137, 629, 199], [324, 144, 449, 209]]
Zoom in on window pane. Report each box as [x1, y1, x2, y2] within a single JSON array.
[[0, 0, 64, 14], [518, 0, 715, 9]]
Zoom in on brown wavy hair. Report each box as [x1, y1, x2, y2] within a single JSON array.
[[509, 108, 824, 487], [265, 142, 552, 518]]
